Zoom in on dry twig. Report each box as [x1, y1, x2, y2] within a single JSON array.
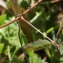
[[0, 0, 42, 29], [0, 0, 60, 48]]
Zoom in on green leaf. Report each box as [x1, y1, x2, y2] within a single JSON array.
[[30, 12, 42, 23], [0, 14, 6, 25], [0, 17, 20, 47], [59, 44, 63, 55], [58, 42, 63, 55], [28, 51, 48, 63], [7, 45, 12, 61], [24, 39, 51, 51], [0, 43, 4, 54]]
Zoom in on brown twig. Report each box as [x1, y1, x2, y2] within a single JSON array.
[[0, 0, 60, 48], [0, 0, 42, 29], [43, 0, 60, 4], [54, 22, 63, 44], [20, 15, 60, 48], [20, 15, 54, 43], [23, 0, 42, 15], [56, 23, 63, 38]]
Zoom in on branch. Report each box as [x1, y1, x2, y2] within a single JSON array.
[[43, 0, 60, 4], [19, 15, 60, 48], [56, 23, 63, 38], [0, 0, 42, 29], [23, 0, 42, 15], [20, 15, 54, 43]]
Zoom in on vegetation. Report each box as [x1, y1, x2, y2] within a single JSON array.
[[0, 0, 63, 63]]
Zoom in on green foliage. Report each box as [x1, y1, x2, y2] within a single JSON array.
[[0, 14, 6, 25], [0, 18, 20, 47], [24, 39, 51, 51], [28, 51, 48, 63], [12, 55, 24, 63], [59, 42, 63, 55], [0, 43, 4, 54], [0, 0, 63, 63], [59, 45, 63, 55]]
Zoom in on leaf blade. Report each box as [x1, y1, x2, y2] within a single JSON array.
[[24, 39, 51, 51]]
